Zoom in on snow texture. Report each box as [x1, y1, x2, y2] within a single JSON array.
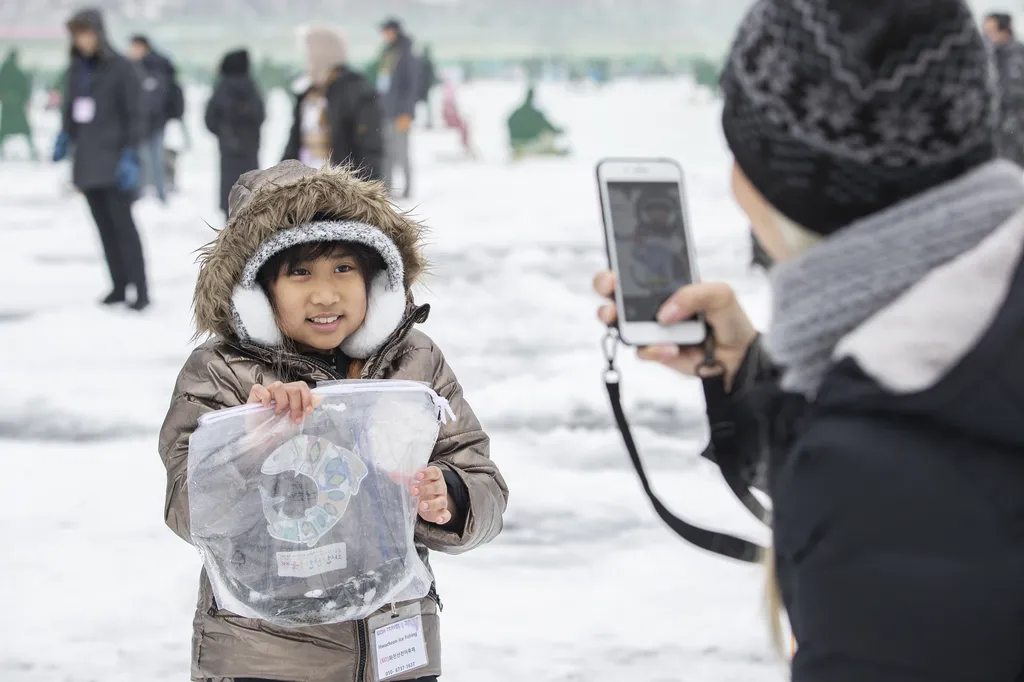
[[0, 77, 781, 682]]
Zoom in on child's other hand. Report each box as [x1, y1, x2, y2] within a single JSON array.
[[411, 466, 453, 525], [247, 381, 321, 424]]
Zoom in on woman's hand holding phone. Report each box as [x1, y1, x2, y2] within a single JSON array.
[[594, 270, 758, 391]]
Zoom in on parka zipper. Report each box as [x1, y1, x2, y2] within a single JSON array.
[[355, 619, 368, 682]]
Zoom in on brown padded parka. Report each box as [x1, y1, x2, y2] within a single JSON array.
[[158, 161, 508, 682]]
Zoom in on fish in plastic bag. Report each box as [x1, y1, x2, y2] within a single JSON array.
[[187, 379, 455, 627]]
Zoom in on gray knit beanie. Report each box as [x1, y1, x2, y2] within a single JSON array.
[[721, 0, 997, 236]]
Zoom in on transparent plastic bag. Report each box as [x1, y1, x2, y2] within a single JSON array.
[[187, 380, 456, 627]]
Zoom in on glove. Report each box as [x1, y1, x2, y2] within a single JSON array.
[[114, 149, 140, 193], [396, 114, 412, 134], [52, 132, 71, 163]]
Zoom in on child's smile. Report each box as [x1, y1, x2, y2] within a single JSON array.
[[307, 314, 344, 334]]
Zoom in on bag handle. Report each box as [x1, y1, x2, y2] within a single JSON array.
[[602, 328, 767, 563]]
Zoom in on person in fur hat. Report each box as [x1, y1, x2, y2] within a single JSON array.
[[159, 160, 508, 682], [283, 26, 384, 181]]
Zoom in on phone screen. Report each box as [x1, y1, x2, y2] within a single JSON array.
[[607, 181, 692, 322]]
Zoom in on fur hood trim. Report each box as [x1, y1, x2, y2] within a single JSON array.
[[193, 161, 427, 348]]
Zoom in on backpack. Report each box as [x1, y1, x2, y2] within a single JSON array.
[[166, 80, 185, 121], [219, 85, 261, 154]]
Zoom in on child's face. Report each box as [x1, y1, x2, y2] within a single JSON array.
[[270, 249, 369, 352]]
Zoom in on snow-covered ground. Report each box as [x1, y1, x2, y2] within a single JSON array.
[[0, 78, 782, 682]]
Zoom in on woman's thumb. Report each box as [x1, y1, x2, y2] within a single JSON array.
[[656, 282, 737, 324]]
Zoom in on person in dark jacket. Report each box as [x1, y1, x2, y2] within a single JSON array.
[[984, 13, 1024, 167], [205, 48, 264, 215], [596, 1, 1024, 680], [129, 35, 174, 202], [0, 49, 39, 161], [55, 8, 149, 311], [376, 18, 418, 197], [283, 27, 383, 181], [417, 44, 437, 129]]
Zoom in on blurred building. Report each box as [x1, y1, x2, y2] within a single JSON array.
[[0, 0, 749, 68]]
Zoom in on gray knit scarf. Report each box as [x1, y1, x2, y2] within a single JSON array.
[[763, 160, 1024, 397]]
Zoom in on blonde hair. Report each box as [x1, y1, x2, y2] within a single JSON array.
[[764, 546, 790, 662], [772, 209, 822, 257]]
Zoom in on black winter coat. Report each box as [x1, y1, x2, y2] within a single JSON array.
[[282, 67, 384, 182], [205, 74, 265, 213], [137, 51, 172, 137], [61, 9, 142, 191], [724, 211, 1024, 681]]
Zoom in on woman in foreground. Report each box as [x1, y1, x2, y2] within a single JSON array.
[[597, 0, 1024, 679]]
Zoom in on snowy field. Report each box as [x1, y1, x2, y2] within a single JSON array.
[[0, 78, 781, 682]]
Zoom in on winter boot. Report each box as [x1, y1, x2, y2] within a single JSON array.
[[101, 289, 127, 305]]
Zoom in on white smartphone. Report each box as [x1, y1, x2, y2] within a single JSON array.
[[597, 158, 706, 347]]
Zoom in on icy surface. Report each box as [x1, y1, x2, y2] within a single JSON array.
[[0, 78, 782, 681]]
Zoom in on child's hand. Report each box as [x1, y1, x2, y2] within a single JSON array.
[[411, 466, 453, 526], [248, 381, 321, 424]]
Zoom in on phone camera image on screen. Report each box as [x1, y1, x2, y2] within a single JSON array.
[[607, 181, 692, 322]]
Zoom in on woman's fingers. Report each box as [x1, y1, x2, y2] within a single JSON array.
[[593, 270, 616, 298], [594, 271, 618, 325], [598, 302, 618, 325], [637, 344, 681, 363], [636, 345, 706, 377]]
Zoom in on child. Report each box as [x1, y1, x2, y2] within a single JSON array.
[[441, 77, 474, 158], [158, 160, 508, 682]]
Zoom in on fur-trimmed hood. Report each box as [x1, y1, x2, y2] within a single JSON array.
[[193, 161, 426, 356]]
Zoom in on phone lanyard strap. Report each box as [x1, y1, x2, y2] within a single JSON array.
[[602, 328, 767, 563]]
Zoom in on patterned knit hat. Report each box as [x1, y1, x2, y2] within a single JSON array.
[[721, 0, 997, 236]]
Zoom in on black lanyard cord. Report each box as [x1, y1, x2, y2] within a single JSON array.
[[602, 328, 767, 563]]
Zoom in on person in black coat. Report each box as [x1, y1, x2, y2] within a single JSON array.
[[54, 8, 149, 310], [596, 1, 1024, 680], [205, 49, 264, 215], [282, 26, 383, 181], [417, 44, 437, 129], [130, 35, 174, 202]]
